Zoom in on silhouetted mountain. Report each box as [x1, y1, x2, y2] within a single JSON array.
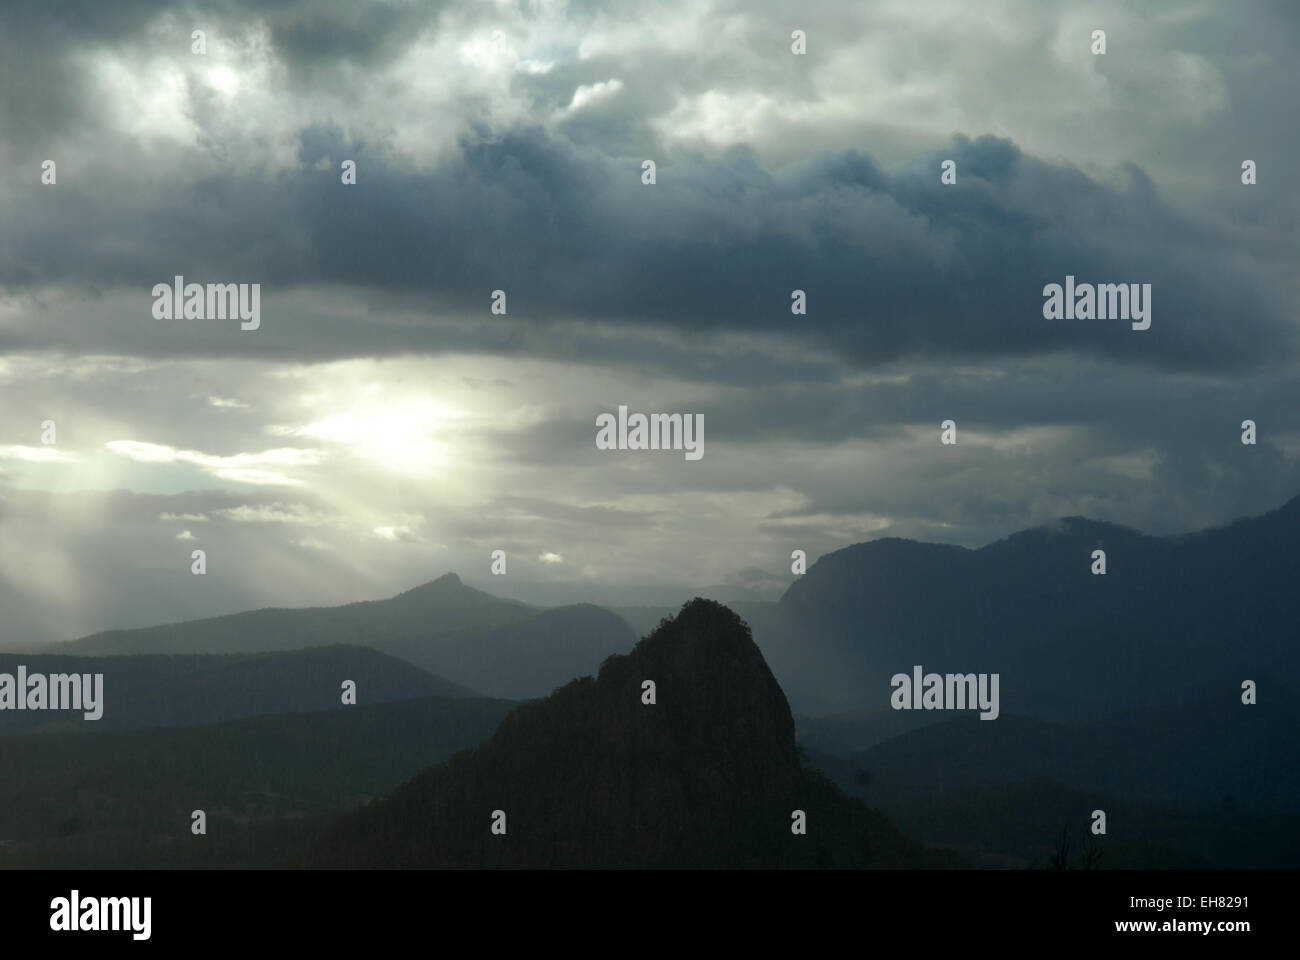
[[0, 646, 470, 734], [379, 603, 638, 699], [758, 493, 1300, 718], [60, 573, 532, 656], [313, 599, 952, 868], [46, 573, 638, 699], [0, 693, 515, 867]]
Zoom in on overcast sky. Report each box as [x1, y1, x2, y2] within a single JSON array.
[[1, 0, 1297, 642]]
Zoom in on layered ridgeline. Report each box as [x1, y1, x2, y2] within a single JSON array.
[[0, 646, 469, 734], [59, 573, 529, 655], [767, 495, 1300, 869], [753, 494, 1300, 720], [53, 574, 638, 700], [314, 599, 951, 868]]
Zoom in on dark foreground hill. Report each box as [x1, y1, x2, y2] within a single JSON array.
[[843, 694, 1300, 814], [801, 690, 1300, 868], [0, 646, 470, 734], [312, 599, 954, 868], [0, 693, 515, 867], [867, 778, 1300, 870]]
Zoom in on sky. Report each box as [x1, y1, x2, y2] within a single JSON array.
[[1, 0, 1297, 642]]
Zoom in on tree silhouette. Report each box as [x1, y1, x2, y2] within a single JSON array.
[[1046, 822, 1103, 870], [1048, 824, 1072, 870]]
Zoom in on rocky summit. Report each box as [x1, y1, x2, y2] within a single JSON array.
[[315, 598, 942, 868]]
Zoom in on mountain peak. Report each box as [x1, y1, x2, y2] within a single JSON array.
[[1269, 493, 1300, 520], [600, 597, 787, 724], [389, 572, 466, 600], [317, 597, 829, 866]]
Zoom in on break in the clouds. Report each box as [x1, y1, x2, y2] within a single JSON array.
[[1, 0, 1298, 641]]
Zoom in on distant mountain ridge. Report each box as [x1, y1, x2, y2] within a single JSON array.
[[755, 493, 1300, 718], [48, 573, 638, 701], [60, 573, 531, 656], [19, 492, 1300, 722]]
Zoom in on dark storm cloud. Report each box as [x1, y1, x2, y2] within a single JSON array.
[[5, 126, 1295, 377], [0, 0, 432, 158], [2, 0, 1296, 378], [741, 357, 1300, 544]]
